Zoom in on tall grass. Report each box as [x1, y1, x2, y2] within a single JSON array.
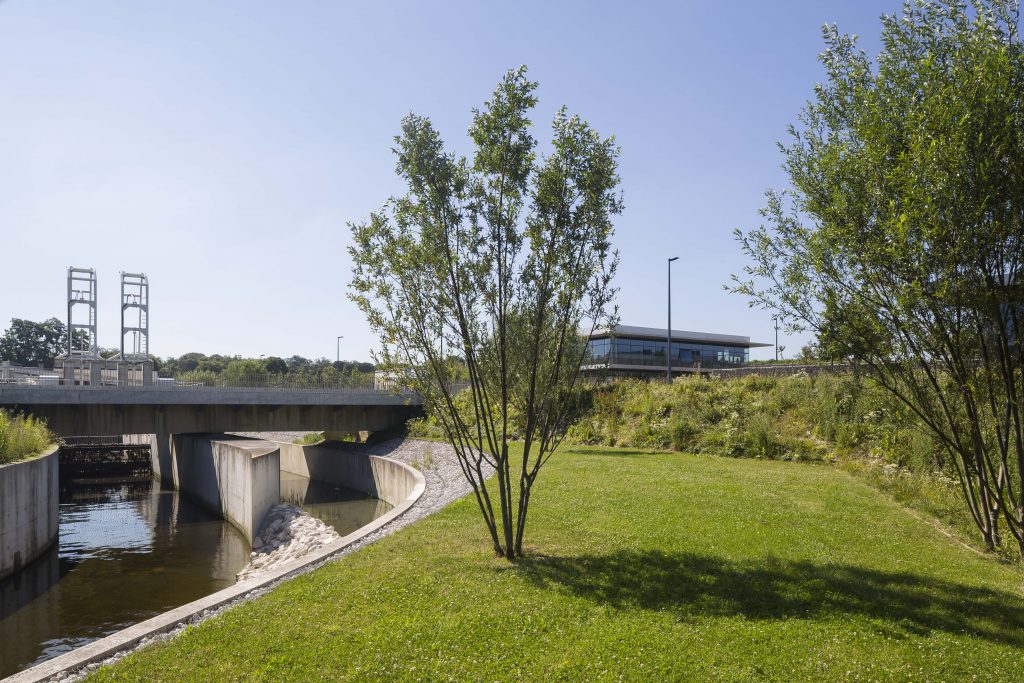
[[292, 432, 325, 445], [0, 410, 53, 465], [569, 373, 934, 462]]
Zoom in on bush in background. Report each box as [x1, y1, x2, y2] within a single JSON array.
[[568, 373, 935, 462]]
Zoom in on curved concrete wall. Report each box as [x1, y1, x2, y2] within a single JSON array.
[[277, 442, 419, 507], [0, 447, 59, 581]]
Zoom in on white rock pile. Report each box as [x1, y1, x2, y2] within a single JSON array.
[[237, 504, 340, 582]]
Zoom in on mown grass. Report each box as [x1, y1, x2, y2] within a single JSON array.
[[0, 410, 52, 465], [91, 444, 1024, 682], [410, 373, 996, 555]]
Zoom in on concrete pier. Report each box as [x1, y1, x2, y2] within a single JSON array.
[[168, 435, 281, 543]]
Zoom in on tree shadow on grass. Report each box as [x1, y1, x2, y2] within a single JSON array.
[[515, 550, 1024, 647]]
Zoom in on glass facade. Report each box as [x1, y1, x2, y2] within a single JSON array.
[[585, 336, 749, 370]]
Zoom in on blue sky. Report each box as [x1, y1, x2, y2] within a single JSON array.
[[0, 1, 898, 362]]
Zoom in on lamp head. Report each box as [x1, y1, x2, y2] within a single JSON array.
[[668, 257, 679, 263]]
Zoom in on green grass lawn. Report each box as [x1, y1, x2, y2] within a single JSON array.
[[92, 446, 1024, 681]]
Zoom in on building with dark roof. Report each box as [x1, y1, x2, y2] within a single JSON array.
[[583, 324, 771, 378]]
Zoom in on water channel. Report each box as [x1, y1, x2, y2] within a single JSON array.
[[0, 467, 391, 678]]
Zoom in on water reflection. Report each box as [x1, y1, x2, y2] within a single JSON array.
[[280, 471, 392, 536], [1, 473, 393, 678], [0, 480, 249, 679]]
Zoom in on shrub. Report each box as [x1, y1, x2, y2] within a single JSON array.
[[0, 410, 53, 465], [568, 373, 939, 469]]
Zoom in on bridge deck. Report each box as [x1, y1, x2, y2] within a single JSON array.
[[0, 385, 421, 437]]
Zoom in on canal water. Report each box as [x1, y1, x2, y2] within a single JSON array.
[[0, 472, 391, 678], [280, 471, 392, 536]]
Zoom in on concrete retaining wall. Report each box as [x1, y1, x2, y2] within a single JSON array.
[[278, 442, 417, 507], [170, 436, 280, 543], [0, 447, 59, 581]]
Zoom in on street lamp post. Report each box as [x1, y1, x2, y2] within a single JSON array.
[[337, 336, 344, 363], [773, 317, 779, 362], [667, 256, 679, 383]]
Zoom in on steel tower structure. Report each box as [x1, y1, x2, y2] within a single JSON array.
[[66, 267, 100, 359], [119, 272, 149, 362]]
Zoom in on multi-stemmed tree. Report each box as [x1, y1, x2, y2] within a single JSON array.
[[349, 67, 622, 560], [733, 1, 1024, 557]]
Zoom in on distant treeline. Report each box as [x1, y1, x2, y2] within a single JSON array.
[[1, 319, 377, 382], [157, 353, 374, 382]]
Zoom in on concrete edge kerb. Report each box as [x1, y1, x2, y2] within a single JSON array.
[[6, 454, 426, 683]]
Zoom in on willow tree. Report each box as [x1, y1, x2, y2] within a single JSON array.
[[733, 1, 1024, 557], [349, 67, 621, 560]]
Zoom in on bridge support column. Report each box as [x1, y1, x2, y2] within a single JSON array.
[[149, 432, 174, 484]]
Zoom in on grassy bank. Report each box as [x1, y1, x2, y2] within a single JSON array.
[[411, 373, 986, 553], [92, 443, 1023, 681], [0, 410, 52, 465], [568, 374, 1004, 554], [566, 374, 927, 463]]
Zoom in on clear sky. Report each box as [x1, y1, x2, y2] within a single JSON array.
[[0, 1, 899, 362]]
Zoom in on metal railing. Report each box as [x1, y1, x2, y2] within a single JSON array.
[[0, 366, 403, 395], [583, 352, 748, 371]]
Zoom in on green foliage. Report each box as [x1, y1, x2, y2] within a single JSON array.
[[348, 66, 621, 559], [568, 374, 933, 464], [407, 387, 526, 441], [89, 444, 1024, 682], [264, 356, 288, 374], [0, 410, 53, 465], [156, 352, 375, 387], [221, 358, 267, 383], [0, 317, 68, 366], [292, 432, 325, 446], [732, 0, 1024, 556]]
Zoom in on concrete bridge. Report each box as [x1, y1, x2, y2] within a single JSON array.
[[0, 385, 421, 437]]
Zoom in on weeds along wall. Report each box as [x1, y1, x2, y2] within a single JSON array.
[[0, 411, 52, 465]]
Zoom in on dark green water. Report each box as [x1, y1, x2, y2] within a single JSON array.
[[0, 475, 391, 678], [280, 471, 392, 536], [0, 479, 249, 678]]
